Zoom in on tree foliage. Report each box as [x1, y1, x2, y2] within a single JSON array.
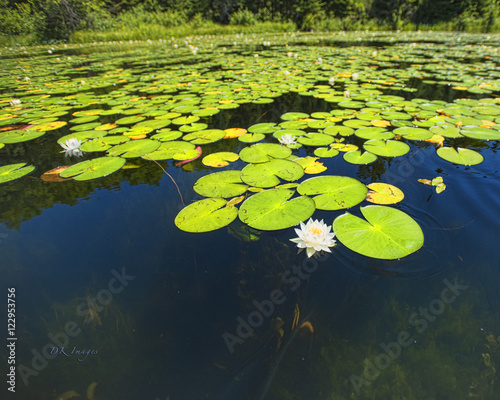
[[1, 0, 499, 41]]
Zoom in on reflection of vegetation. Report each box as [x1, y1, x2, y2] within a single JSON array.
[[16, 288, 135, 400], [261, 276, 500, 400]]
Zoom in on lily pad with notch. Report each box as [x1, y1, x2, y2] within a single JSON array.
[[297, 176, 367, 210], [238, 189, 315, 231], [175, 198, 238, 233], [333, 205, 424, 259], [241, 159, 304, 188]]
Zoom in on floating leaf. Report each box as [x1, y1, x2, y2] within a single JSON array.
[[239, 143, 291, 164], [366, 183, 404, 204], [59, 157, 125, 181], [393, 127, 433, 141], [460, 126, 500, 141], [40, 166, 72, 182], [238, 189, 315, 231], [313, 147, 339, 158], [436, 147, 484, 165], [293, 157, 327, 174], [0, 129, 45, 143], [343, 150, 378, 165], [363, 139, 410, 157], [226, 195, 245, 207], [224, 128, 247, 139], [183, 129, 225, 145], [241, 159, 304, 188], [297, 176, 367, 210], [238, 133, 265, 143], [297, 133, 334, 147], [175, 198, 238, 233], [194, 170, 248, 198], [108, 139, 160, 158], [0, 163, 35, 184], [145, 141, 195, 161], [355, 127, 393, 140], [333, 205, 424, 259], [202, 152, 239, 167]]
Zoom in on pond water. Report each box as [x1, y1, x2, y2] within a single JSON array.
[[1, 31, 500, 400]]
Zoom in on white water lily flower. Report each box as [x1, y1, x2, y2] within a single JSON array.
[[9, 99, 21, 106], [278, 133, 297, 147], [290, 218, 336, 258], [60, 138, 83, 157]]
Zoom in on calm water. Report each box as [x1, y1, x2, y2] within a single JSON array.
[[1, 33, 500, 400]]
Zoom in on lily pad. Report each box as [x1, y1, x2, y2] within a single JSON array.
[[393, 127, 433, 141], [436, 147, 484, 165], [297, 133, 334, 147], [343, 150, 378, 165], [363, 139, 410, 157], [297, 176, 367, 210], [239, 143, 292, 164], [183, 129, 226, 145], [0, 129, 45, 144], [0, 163, 35, 184], [238, 189, 315, 231], [366, 183, 404, 204], [241, 159, 304, 188], [333, 205, 424, 260], [460, 126, 500, 141], [314, 147, 339, 158], [108, 139, 160, 158], [175, 198, 238, 233], [202, 152, 239, 167], [355, 127, 394, 140], [194, 170, 248, 198], [60, 157, 125, 181], [293, 157, 327, 174], [146, 141, 195, 161]]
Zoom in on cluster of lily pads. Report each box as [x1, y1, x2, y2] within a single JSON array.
[[1, 32, 499, 258]]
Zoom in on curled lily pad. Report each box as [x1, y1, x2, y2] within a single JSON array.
[[297, 176, 367, 210], [238, 189, 315, 231], [0, 163, 35, 184], [194, 170, 248, 198], [175, 198, 238, 233], [366, 183, 404, 204], [436, 147, 484, 165], [59, 157, 125, 181], [239, 143, 291, 164], [241, 159, 304, 188], [363, 139, 410, 157], [333, 205, 424, 260]]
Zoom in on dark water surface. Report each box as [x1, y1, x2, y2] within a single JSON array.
[[1, 33, 500, 400]]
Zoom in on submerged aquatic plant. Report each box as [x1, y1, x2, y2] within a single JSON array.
[[290, 218, 336, 258], [60, 138, 84, 157]]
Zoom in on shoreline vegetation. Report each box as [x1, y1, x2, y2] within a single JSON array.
[[1, 0, 500, 46]]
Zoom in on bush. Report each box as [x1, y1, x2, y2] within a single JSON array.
[[230, 8, 257, 26], [0, 3, 40, 36]]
